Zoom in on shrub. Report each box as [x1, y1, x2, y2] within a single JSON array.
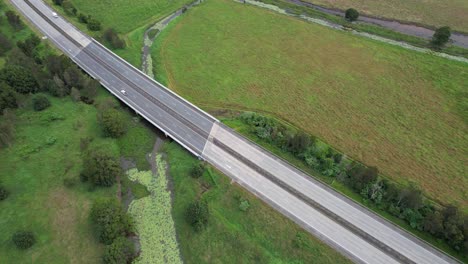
[[190, 163, 205, 178], [186, 201, 209, 231], [12, 231, 36, 249], [17, 34, 41, 58], [32, 94, 51, 111], [90, 199, 133, 244], [100, 108, 128, 138], [82, 149, 121, 187], [0, 82, 18, 113], [0, 65, 38, 94], [103, 237, 135, 264], [78, 13, 90, 24], [5, 11, 23, 31], [0, 185, 9, 201], [87, 19, 101, 31], [239, 200, 250, 212], [431, 26, 451, 48], [53, 0, 64, 5], [103, 29, 126, 49], [0, 33, 13, 56], [345, 8, 359, 22]]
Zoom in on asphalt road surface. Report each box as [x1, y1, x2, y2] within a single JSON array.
[[11, 0, 459, 263]]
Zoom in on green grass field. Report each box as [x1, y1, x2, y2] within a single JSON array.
[[0, 96, 118, 263], [305, 0, 468, 33], [165, 142, 351, 264], [67, 0, 193, 33], [154, 0, 468, 210]]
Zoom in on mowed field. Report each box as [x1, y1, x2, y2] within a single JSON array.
[[305, 0, 468, 33], [68, 0, 193, 33], [154, 0, 468, 209]]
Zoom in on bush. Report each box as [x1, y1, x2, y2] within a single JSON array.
[[82, 149, 121, 187], [0, 65, 38, 94], [0, 185, 9, 201], [103, 29, 126, 49], [90, 199, 133, 244], [100, 108, 128, 138], [345, 8, 359, 22], [186, 201, 209, 231], [53, 0, 64, 5], [239, 200, 250, 212], [431, 26, 451, 48], [32, 94, 51, 111], [0, 33, 13, 56], [87, 19, 101, 31], [17, 34, 41, 58], [103, 237, 135, 264], [0, 82, 18, 113], [190, 163, 205, 178], [78, 13, 90, 24], [5, 11, 23, 31], [12, 231, 36, 249]]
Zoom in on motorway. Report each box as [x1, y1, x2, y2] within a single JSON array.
[[11, 0, 459, 263]]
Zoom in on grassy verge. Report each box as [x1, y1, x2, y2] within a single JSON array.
[[165, 141, 352, 263], [153, 0, 468, 210]]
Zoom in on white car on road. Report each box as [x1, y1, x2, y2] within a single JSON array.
[[52, 12, 58, 18], [120, 90, 127, 96]]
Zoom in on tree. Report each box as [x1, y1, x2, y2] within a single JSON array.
[[82, 149, 121, 187], [0, 65, 38, 94], [0, 33, 13, 56], [32, 94, 51, 111], [424, 210, 444, 237], [5, 11, 23, 31], [346, 163, 378, 192], [100, 108, 128, 138], [70, 87, 81, 102], [90, 199, 133, 245], [12, 231, 36, 249], [0, 82, 18, 113], [63, 66, 83, 89], [87, 19, 101, 31], [0, 185, 9, 201], [432, 26, 451, 48], [17, 34, 41, 58], [103, 237, 135, 264], [287, 132, 312, 155], [397, 185, 423, 210], [345, 8, 359, 22], [190, 163, 205, 178], [53, 0, 64, 5], [45, 55, 71, 79], [186, 201, 209, 231]]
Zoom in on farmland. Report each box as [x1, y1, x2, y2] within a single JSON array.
[[304, 0, 468, 33], [154, 0, 468, 209]]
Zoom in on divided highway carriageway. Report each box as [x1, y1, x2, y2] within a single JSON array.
[[11, 0, 460, 263]]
